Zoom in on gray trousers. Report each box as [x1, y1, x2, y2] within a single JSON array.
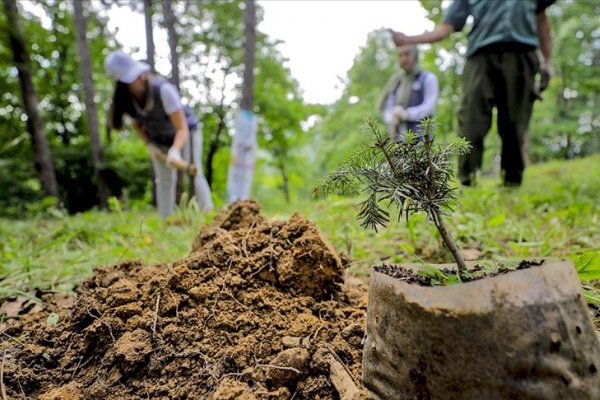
[[151, 131, 214, 217]]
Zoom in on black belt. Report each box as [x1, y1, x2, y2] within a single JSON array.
[[474, 41, 536, 56]]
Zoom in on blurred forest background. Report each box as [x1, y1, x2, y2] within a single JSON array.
[[0, 0, 598, 217]]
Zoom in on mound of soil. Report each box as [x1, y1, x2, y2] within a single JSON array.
[[0, 201, 366, 399]]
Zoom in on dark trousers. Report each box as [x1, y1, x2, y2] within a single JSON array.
[[458, 48, 539, 185]]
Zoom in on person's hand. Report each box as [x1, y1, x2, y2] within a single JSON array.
[[147, 143, 160, 160], [392, 106, 410, 122], [167, 146, 183, 164], [390, 30, 409, 47], [538, 60, 553, 93]]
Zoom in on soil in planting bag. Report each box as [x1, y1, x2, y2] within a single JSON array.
[[362, 260, 600, 400]]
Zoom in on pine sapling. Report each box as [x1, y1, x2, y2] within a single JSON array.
[[313, 119, 471, 275]]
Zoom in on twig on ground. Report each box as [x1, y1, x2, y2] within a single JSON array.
[[312, 319, 325, 342], [255, 363, 301, 374], [71, 355, 84, 379], [152, 294, 161, 338], [241, 221, 256, 258], [1, 351, 8, 400], [323, 346, 358, 387], [0, 330, 26, 347]]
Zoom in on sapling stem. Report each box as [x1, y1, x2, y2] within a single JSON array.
[[424, 131, 467, 275], [433, 214, 467, 275]]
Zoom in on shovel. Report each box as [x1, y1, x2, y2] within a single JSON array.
[[150, 145, 197, 177]]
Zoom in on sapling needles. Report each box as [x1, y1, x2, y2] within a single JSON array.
[[313, 119, 471, 274]]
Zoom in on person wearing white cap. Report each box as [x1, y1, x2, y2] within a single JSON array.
[[105, 50, 214, 217]]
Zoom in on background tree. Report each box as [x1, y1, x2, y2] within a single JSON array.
[[161, 0, 186, 202], [177, 1, 246, 192], [254, 38, 308, 203], [2, 0, 59, 200], [163, 0, 180, 89], [143, 0, 155, 71], [225, 0, 257, 202], [241, 0, 256, 112], [73, 0, 109, 209]]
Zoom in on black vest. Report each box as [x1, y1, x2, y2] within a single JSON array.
[[405, 71, 430, 133], [131, 77, 199, 146]]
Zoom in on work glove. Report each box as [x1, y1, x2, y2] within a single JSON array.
[[392, 106, 410, 122], [537, 60, 553, 94], [147, 143, 160, 160], [167, 146, 183, 165]]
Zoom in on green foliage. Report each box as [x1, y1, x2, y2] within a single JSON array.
[[572, 252, 600, 282], [252, 36, 309, 204], [530, 1, 600, 161], [0, 0, 115, 216]]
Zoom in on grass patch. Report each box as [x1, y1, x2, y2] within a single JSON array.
[[1, 155, 600, 312]]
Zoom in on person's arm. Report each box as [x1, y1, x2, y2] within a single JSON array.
[[392, 0, 467, 47], [168, 110, 190, 151], [537, 11, 552, 65], [536, 10, 553, 92], [391, 23, 454, 47], [160, 83, 189, 161], [405, 73, 439, 121]]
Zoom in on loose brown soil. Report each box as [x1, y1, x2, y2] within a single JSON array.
[[0, 200, 366, 399], [375, 259, 545, 286]]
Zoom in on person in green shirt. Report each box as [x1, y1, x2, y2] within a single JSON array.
[[391, 0, 555, 186]]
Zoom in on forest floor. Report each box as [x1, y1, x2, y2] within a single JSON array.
[[1, 154, 600, 315]]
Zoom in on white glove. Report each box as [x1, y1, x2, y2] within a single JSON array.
[[147, 143, 160, 159], [392, 105, 410, 122], [167, 146, 183, 164]]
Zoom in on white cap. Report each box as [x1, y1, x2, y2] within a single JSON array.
[[105, 50, 150, 84]]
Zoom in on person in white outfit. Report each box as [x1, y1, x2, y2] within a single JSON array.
[[105, 51, 213, 217]]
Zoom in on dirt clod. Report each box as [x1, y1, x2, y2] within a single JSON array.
[[1, 200, 365, 399]]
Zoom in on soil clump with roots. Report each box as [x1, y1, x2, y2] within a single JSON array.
[[0, 201, 366, 399]]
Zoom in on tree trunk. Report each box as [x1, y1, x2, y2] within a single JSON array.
[[143, 0, 157, 205], [241, 0, 256, 111], [205, 67, 230, 187], [163, 0, 180, 89], [277, 155, 290, 203], [205, 109, 226, 187], [3, 0, 59, 199], [73, 0, 109, 209], [163, 0, 183, 204], [143, 0, 155, 71]]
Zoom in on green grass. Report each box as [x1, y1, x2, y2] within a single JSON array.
[[1, 155, 600, 305]]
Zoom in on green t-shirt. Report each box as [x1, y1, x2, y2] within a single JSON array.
[[444, 0, 556, 58]]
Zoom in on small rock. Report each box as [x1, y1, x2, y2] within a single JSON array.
[[281, 336, 302, 348], [266, 347, 310, 384]]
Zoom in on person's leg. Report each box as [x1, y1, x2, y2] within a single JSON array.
[[186, 130, 214, 212], [457, 54, 495, 186], [151, 155, 177, 217], [495, 50, 538, 186]]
